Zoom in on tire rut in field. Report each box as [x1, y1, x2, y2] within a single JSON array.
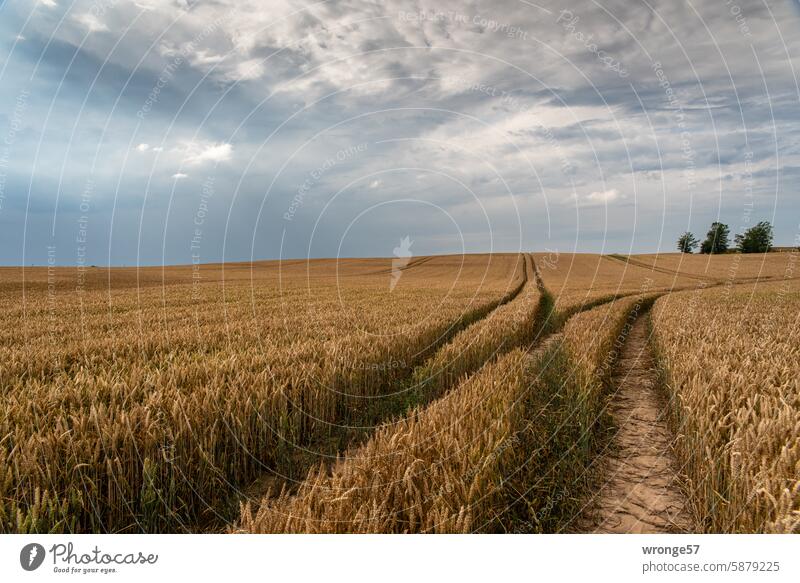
[[605, 254, 716, 284], [209, 254, 534, 531], [576, 310, 693, 533]]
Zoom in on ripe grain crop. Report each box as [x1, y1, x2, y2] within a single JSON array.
[[235, 349, 532, 533], [501, 293, 656, 532], [411, 255, 545, 396], [6, 251, 791, 536], [651, 283, 800, 532], [236, 291, 651, 534], [0, 254, 522, 533], [634, 251, 796, 283], [532, 253, 682, 317]]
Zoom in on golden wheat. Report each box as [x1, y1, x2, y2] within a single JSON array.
[[496, 292, 660, 533], [235, 290, 648, 533], [235, 348, 532, 533], [635, 251, 796, 283], [411, 255, 542, 395], [0, 255, 522, 533], [533, 253, 679, 315], [5, 251, 794, 535], [651, 282, 800, 532]]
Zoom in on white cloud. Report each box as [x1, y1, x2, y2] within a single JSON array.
[[132, 0, 159, 10], [16, 34, 26, 41], [585, 189, 620, 203], [182, 141, 233, 165], [369, 180, 382, 189], [39, 0, 57, 7], [73, 13, 109, 33], [234, 59, 265, 81], [191, 50, 225, 67], [152, 146, 164, 152], [135, 143, 150, 152], [171, 173, 189, 180]]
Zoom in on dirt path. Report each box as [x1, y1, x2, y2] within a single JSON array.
[[577, 312, 693, 533]]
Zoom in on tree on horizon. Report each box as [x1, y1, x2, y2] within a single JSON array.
[[735, 221, 773, 253], [677, 231, 699, 253], [700, 222, 730, 254]]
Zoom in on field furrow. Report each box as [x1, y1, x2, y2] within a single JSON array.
[[226, 255, 534, 521], [410, 254, 546, 397], [573, 308, 693, 533], [234, 270, 656, 533], [500, 293, 661, 532]]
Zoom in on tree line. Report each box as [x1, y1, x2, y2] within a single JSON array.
[[676, 221, 774, 254]]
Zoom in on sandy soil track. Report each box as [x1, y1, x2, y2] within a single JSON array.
[[577, 312, 694, 533]]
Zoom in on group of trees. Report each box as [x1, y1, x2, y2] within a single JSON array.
[[677, 221, 773, 254]]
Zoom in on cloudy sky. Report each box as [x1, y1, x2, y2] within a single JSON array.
[[1, 0, 799, 265]]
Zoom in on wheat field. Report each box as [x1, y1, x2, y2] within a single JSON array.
[[1, 252, 797, 533], [651, 280, 800, 533], [0, 254, 523, 532]]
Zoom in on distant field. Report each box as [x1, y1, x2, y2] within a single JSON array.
[[1, 252, 797, 533], [532, 253, 685, 314], [628, 252, 796, 282]]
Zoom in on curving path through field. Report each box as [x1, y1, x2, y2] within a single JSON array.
[[577, 310, 694, 533], [216, 255, 536, 531]]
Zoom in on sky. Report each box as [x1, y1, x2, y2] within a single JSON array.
[[1, 0, 799, 266]]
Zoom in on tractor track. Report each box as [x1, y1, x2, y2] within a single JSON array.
[[574, 308, 693, 533]]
